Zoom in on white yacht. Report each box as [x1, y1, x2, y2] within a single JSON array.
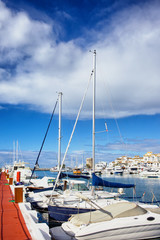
[[95, 162, 107, 173], [50, 202, 160, 240], [9, 160, 33, 182], [139, 168, 160, 178]]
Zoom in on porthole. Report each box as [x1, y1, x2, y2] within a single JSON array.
[[147, 217, 155, 221]]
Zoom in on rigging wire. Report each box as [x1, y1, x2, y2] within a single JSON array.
[[29, 97, 59, 181], [50, 70, 94, 198], [97, 58, 128, 154], [102, 79, 126, 146]]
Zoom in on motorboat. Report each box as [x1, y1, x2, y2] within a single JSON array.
[[111, 166, 124, 175], [26, 176, 56, 191], [95, 162, 107, 174], [9, 160, 34, 183], [73, 168, 82, 175], [50, 201, 160, 240], [128, 166, 139, 174], [139, 168, 160, 178], [50, 166, 59, 172]]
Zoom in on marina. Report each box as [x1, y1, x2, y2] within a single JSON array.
[[1, 164, 160, 240], [0, 1, 160, 238], [34, 170, 160, 205], [1, 48, 160, 239]]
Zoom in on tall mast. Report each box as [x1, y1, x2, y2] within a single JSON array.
[[16, 140, 18, 162], [58, 92, 62, 171], [13, 141, 15, 164], [92, 50, 96, 173]]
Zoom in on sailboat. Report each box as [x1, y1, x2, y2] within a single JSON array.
[[49, 50, 160, 239], [8, 141, 33, 183], [26, 93, 64, 210], [48, 50, 135, 223]]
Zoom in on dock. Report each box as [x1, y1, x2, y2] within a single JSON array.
[[0, 172, 51, 240]]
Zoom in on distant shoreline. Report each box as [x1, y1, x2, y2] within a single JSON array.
[[31, 168, 51, 171]]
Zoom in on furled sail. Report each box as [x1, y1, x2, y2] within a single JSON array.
[[92, 173, 135, 188]]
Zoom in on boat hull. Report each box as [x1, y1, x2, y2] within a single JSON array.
[[50, 210, 160, 240], [50, 222, 160, 240], [31, 201, 48, 211]]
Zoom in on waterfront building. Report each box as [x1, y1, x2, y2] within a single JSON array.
[[143, 152, 160, 169], [109, 152, 160, 173], [86, 158, 93, 169]]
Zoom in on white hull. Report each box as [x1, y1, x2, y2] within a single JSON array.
[[74, 223, 160, 240], [50, 213, 160, 240], [140, 171, 160, 178]]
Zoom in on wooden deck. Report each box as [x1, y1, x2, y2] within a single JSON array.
[[0, 172, 32, 239]]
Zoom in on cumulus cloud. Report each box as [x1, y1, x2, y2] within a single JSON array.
[[0, 0, 160, 119]]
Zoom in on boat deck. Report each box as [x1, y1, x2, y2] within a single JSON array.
[[0, 172, 32, 240]]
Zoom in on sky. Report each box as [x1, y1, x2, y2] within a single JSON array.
[[0, 0, 160, 168]]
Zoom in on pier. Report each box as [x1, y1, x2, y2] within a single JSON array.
[[0, 172, 51, 240], [0, 172, 31, 239]]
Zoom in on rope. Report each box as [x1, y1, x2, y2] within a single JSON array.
[[151, 190, 160, 206]]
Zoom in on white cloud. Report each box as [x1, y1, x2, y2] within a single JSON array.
[[0, 1, 160, 119], [95, 1, 160, 118]]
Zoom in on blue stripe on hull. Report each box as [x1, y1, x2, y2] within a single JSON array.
[[48, 205, 95, 222]]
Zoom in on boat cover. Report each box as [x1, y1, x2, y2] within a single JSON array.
[[92, 173, 135, 188], [69, 202, 147, 226], [59, 172, 90, 180]]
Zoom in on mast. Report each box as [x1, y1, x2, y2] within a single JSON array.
[[13, 141, 15, 164], [92, 50, 96, 173], [16, 140, 18, 162], [58, 92, 62, 171]]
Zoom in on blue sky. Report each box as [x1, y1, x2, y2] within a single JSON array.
[[0, 0, 160, 168]]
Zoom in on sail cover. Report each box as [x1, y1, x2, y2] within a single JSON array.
[[59, 172, 90, 180], [92, 173, 135, 188]]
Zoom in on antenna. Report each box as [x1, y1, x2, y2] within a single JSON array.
[[95, 122, 110, 134]]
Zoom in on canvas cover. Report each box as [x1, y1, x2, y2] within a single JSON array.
[[69, 202, 147, 226]]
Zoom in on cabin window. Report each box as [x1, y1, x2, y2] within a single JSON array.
[[147, 217, 155, 221]]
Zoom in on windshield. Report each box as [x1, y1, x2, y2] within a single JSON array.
[[72, 183, 89, 191]]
